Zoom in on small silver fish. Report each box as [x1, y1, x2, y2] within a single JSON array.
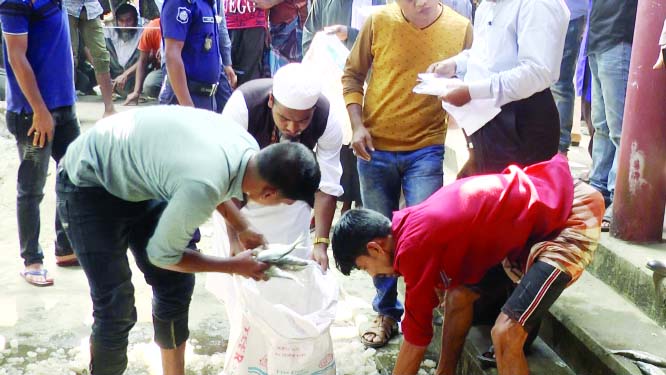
[[255, 234, 305, 263], [636, 361, 666, 375], [611, 350, 666, 367]]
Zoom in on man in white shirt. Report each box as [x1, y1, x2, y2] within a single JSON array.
[[428, 0, 570, 176], [222, 63, 343, 270], [105, 2, 141, 98]]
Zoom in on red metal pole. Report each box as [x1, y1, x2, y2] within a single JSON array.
[[612, 0, 666, 242]]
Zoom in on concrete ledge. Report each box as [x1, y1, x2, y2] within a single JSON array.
[[586, 234, 666, 328], [543, 271, 666, 375]]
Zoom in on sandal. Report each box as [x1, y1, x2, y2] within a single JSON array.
[[55, 254, 79, 267], [20, 268, 54, 287], [360, 315, 398, 348]]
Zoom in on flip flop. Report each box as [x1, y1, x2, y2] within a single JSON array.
[[20, 269, 54, 287]]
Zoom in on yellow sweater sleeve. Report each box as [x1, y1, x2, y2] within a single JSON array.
[[342, 15, 374, 107]]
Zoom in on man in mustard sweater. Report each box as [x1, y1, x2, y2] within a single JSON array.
[[341, 0, 472, 348]]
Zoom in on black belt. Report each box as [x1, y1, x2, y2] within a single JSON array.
[[187, 80, 218, 97]]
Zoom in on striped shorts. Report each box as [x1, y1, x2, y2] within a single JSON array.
[[500, 261, 571, 330]]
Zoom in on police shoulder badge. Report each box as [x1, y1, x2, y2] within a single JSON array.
[[176, 6, 190, 24]]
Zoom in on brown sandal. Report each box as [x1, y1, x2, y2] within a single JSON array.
[[360, 315, 398, 348]]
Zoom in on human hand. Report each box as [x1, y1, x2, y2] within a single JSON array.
[[350, 124, 374, 161], [426, 59, 456, 78], [238, 228, 267, 250], [123, 92, 140, 106], [113, 73, 128, 91], [441, 85, 471, 107], [311, 243, 329, 271], [232, 250, 270, 280], [28, 109, 54, 148], [224, 65, 238, 89], [324, 25, 348, 41]]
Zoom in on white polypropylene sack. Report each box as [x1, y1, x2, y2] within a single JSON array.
[[206, 212, 339, 375]]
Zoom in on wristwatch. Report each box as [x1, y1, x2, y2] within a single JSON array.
[[313, 237, 331, 247]]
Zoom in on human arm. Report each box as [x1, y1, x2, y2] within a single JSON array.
[[342, 16, 374, 160], [164, 38, 194, 106], [435, 286, 479, 375], [216, 199, 267, 250], [147, 184, 267, 279], [113, 60, 139, 91], [161, 0, 195, 106], [392, 342, 428, 375], [465, 0, 569, 107], [311, 101, 344, 270], [2, 27, 53, 147], [217, 12, 237, 88], [124, 50, 150, 105]]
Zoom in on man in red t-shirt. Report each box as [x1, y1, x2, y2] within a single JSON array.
[[124, 18, 163, 105], [331, 154, 604, 375], [223, 0, 268, 85]]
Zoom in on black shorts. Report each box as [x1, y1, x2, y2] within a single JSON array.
[[469, 262, 571, 331]]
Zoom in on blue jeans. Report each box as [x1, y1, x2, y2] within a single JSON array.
[[552, 16, 586, 153], [358, 145, 444, 322], [6, 106, 80, 266], [158, 68, 232, 113], [588, 43, 631, 205], [56, 171, 195, 375]]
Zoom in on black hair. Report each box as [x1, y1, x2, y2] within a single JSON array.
[[115, 2, 138, 20], [332, 208, 392, 276], [255, 142, 320, 207]]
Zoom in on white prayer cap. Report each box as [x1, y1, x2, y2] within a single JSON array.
[[272, 63, 322, 110]]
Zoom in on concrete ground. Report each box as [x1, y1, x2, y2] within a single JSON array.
[[0, 96, 594, 375]]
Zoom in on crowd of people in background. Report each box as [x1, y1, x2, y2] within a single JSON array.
[[0, 0, 655, 374]]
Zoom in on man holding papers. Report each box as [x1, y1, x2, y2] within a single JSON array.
[[428, 0, 570, 177]]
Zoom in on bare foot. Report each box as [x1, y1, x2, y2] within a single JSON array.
[[103, 107, 117, 118]]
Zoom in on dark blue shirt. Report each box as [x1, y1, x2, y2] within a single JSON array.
[[0, 1, 75, 113], [161, 0, 221, 84]]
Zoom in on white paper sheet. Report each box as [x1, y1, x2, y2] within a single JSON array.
[[413, 73, 501, 135]]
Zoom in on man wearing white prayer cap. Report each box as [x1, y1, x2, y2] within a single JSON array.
[[219, 62, 344, 271]]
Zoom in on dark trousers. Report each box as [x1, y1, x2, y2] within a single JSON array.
[[459, 89, 560, 177], [6, 106, 80, 266], [56, 171, 195, 375], [229, 27, 266, 86]]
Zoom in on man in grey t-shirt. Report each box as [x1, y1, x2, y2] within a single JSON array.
[[56, 106, 321, 375]]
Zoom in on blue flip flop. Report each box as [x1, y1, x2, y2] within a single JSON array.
[[19, 269, 54, 287]]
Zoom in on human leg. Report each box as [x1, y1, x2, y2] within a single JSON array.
[[552, 16, 586, 153], [401, 144, 444, 206], [357, 151, 403, 346], [436, 286, 480, 375], [80, 11, 116, 116], [57, 174, 141, 375], [143, 68, 164, 98], [230, 28, 266, 86], [7, 111, 52, 284], [594, 43, 632, 204], [128, 200, 195, 375], [493, 261, 571, 375], [51, 107, 81, 260]]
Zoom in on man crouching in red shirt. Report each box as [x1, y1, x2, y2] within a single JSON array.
[[331, 154, 604, 375]]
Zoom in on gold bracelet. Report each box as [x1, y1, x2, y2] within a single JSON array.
[[313, 237, 331, 246]]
